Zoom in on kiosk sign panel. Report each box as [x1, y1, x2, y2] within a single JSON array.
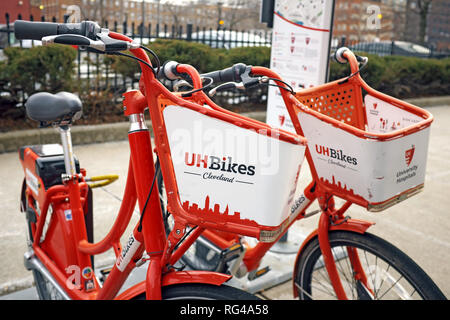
[[266, 0, 335, 132]]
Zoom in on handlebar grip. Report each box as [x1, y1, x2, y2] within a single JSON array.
[[14, 20, 58, 40], [334, 47, 350, 64], [14, 20, 101, 41], [202, 63, 247, 83], [334, 47, 367, 64]]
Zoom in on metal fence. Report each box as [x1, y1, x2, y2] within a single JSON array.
[[1, 13, 449, 110], [1, 13, 273, 109]]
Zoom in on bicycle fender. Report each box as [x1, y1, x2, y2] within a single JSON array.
[[115, 271, 232, 300], [292, 218, 374, 298]]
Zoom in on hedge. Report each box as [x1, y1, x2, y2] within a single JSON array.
[[1, 40, 449, 132], [107, 40, 449, 98], [0, 44, 76, 100]]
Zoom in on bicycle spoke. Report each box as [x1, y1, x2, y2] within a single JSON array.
[[377, 274, 405, 299], [311, 263, 338, 298], [374, 263, 390, 298], [362, 249, 377, 297], [310, 279, 337, 298], [294, 282, 315, 300], [332, 246, 354, 298]]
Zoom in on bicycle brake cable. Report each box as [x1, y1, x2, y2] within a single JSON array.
[[107, 51, 158, 77], [260, 77, 295, 94], [338, 58, 369, 85], [181, 77, 214, 97], [139, 45, 161, 76], [137, 158, 160, 233]]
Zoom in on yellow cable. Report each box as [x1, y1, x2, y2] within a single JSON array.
[[86, 174, 119, 188]]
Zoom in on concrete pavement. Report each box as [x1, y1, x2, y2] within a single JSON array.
[[0, 105, 449, 299]]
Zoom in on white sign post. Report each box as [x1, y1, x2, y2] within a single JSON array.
[[266, 0, 335, 132]]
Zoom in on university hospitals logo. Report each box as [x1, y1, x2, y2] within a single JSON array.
[[405, 145, 415, 167]]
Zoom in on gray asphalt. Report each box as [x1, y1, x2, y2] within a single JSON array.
[[0, 105, 449, 299]]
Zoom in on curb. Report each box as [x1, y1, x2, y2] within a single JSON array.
[[405, 96, 450, 108], [0, 96, 447, 154], [0, 111, 266, 154]]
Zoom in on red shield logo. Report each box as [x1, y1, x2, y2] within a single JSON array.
[[305, 37, 310, 45], [279, 115, 286, 126], [405, 145, 415, 166]]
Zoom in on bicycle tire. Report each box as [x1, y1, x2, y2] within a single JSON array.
[[23, 194, 63, 299], [133, 283, 260, 300], [294, 230, 446, 300]]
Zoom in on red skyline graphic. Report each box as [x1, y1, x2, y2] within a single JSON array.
[[181, 195, 285, 233], [182, 195, 241, 219], [320, 175, 361, 198]]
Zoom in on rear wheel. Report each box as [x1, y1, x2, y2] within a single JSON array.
[[294, 230, 446, 300]]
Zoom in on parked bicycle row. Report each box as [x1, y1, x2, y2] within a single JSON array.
[[12, 19, 446, 300]]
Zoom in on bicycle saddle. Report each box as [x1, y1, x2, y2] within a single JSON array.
[[25, 91, 82, 123]]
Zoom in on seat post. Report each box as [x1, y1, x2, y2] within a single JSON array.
[[58, 125, 76, 177]]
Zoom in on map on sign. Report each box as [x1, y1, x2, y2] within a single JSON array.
[[275, 0, 328, 29]]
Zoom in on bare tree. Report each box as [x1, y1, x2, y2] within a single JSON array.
[[225, 0, 261, 30], [163, 0, 185, 35], [409, 0, 432, 45]]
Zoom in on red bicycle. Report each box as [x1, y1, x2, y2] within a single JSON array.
[[15, 19, 265, 300], [155, 49, 447, 300], [14, 19, 445, 300]]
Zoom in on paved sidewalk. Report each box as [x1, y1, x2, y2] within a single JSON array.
[[0, 105, 449, 299]]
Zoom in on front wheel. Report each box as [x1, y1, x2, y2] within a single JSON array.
[[133, 283, 260, 300], [294, 230, 446, 300]]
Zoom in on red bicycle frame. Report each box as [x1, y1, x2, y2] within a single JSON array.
[[22, 31, 382, 301], [153, 54, 381, 300]]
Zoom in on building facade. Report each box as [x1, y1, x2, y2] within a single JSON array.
[[332, 0, 399, 43], [0, 0, 42, 24], [404, 0, 449, 50], [3, 0, 264, 33]]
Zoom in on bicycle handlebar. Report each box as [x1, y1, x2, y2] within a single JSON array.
[[14, 20, 102, 41], [160, 61, 261, 96], [161, 61, 249, 83], [14, 20, 137, 52]]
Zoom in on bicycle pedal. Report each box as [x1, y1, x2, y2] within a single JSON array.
[[214, 243, 245, 274], [222, 243, 244, 262], [248, 266, 271, 281]]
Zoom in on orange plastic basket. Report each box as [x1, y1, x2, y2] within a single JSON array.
[[295, 80, 366, 130], [293, 71, 433, 212]]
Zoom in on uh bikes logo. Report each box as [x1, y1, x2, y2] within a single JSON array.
[[315, 144, 358, 169], [184, 152, 256, 185]]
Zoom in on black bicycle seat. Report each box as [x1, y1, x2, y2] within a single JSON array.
[[25, 92, 82, 123]]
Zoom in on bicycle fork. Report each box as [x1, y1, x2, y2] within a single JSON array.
[[316, 199, 375, 300]]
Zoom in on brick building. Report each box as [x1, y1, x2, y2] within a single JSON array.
[[404, 0, 450, 50], [0, 0, 42, 24], [332, 0, 398, 43], [6, 0, 263, 33]]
